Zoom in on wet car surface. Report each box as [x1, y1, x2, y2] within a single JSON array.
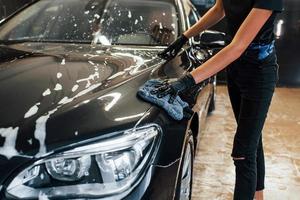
[[0, 0, 219, 199]]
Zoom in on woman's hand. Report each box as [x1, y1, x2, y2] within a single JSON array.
[[157, 34, 188, 60], [158, 0, 225, 61], [151, 74, 196, 103]]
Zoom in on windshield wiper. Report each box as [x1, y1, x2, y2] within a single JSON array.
[[0, 39, 32, 45]]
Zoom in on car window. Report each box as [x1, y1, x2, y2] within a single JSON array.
[[180, 1, 198, 28], [191, 0, 215, 8], [0, 0, 178, 46], [189, 9, 199, 27]]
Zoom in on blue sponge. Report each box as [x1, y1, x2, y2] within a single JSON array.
[[137, 79, 193, 121]]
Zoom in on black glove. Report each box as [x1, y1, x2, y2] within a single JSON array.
[[158, 34, 188, 60], [151, 74, 196, 103]]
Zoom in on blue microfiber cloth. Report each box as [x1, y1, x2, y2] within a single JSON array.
[[137, 79, 193, 121]]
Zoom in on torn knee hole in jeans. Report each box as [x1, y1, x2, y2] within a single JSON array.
[[232, 157, 246, 160]]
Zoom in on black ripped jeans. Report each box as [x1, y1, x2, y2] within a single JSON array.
[[226, 48, 278, 200]]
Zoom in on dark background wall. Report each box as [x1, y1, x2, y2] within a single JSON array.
[[274, 0, 300, 87]]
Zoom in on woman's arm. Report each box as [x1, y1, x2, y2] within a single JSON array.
[[183, 0, 225, 39], [191, 8, 273, 84], [157, 0, 225, 60]]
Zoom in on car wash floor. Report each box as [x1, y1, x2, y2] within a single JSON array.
[[192, 86, 300, 200]]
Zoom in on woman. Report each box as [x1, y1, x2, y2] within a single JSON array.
[[155, 0, 283, 199]]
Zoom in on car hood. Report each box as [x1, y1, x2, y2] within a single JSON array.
[[0, 43, 165, 159]]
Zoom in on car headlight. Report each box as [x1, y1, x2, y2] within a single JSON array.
[[6, 124, 161, 199]]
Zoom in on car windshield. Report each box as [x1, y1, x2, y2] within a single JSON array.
[[0, 0, 178, 46]]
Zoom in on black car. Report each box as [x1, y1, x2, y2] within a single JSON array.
[[0, 0, 224, 199]]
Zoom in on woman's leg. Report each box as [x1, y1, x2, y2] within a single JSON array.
[[232, 96, 272, 200], [255, 191, 264, 200], [232, 53, 277, 200], [230, 103, 266, 200], [255, 135, 265, 200], [226, 66, 241, 123]]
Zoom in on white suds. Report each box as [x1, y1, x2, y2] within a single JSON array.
[[34, 109, 57, 157], [42, 88, 51, 96], [159, 22, 163, 29], [72, 84, 79, 92], [88, 61, 95, 65], [54, 83, 62, 91], [33, 83, 102, 157], [57, 72, 62, 79], [0, 127, 19, 159], [96, 50, 104, 54], [107, 71, 125, 80], [83, 100, 90, 104], [94, 14, 100, 19], [38, 191, 50, 200], [83, 54, 99, 59], [24, 103, 40, 118], [58, 97, 73, 105], [64, 84, 101, 108], [76, 72, 99, 88], [61, 59, 66, 65], [40, 173, 45, 180]]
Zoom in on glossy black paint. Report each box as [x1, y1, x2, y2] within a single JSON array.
[[0, 0, 215, 199]]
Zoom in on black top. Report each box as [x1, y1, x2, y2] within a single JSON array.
[[223, 0, 283, 44]]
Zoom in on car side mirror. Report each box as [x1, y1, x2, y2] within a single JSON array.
[[199, 30, 226, 49]]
